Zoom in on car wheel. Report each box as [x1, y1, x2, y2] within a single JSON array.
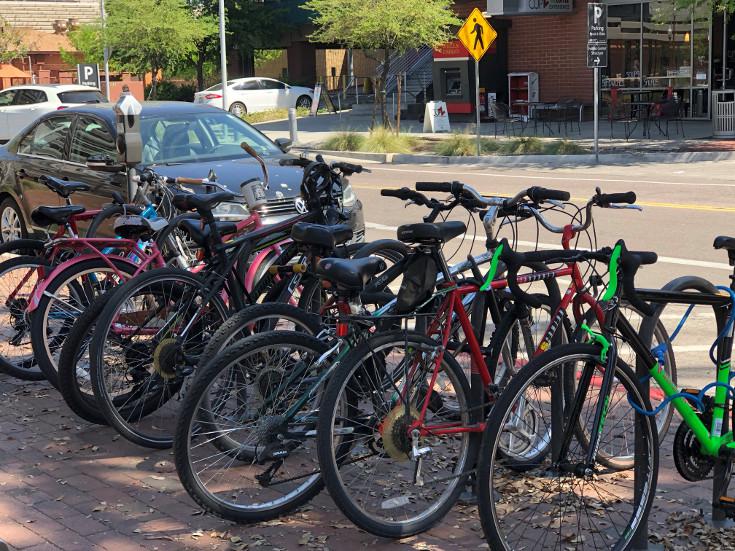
[[229, 102, 247, 117], [0, 198, 26, 243], [296, 95, 312, 110]]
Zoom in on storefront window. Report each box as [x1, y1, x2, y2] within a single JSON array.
[[605, 3, 641, 89], [603, 0, 712, 118]]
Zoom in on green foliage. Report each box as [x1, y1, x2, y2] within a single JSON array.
[[0, 17, 29, 64], [241, 107, 310, 124], [144, 81, 197, 101], [546, 139, 587, 155], [303, 0, 461, 52], [497, 137, 545, 155], [62, 23, 105, 67], [362, 127, 416, 153], [323, 131, 366, 151], [434, 134, 480, 156], [103, 0, 217, 96], [255, 49, 284, 68]]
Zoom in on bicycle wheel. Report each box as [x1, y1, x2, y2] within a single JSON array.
[[57, 290, 116, 424], [477, 343, 658, 551], [0, 238, 45, 258], [30, 257, 138, 389], [154, 214, 200, 269], [0, 255, 49, 380], [199, 302, 321, 366], [90, 268, 228, 448], [85, 204, 143, 238], [317, 330, 476, 538], [571, 305, 675, 468], [175, 331, 331, 522]]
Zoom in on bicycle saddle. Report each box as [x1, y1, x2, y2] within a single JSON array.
[[316, 256, 386, 290], [172, 191, 236, 214], [39, 175, 91, 198], [31, 205, 86, 227], [291, 222, 353, 251], [178, 218, 239, 247], [397, 221, 466, 244], [113, 215, 168, 240], [714, 236, 735, 251]]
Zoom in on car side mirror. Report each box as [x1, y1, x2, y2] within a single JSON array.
[[275, 138, 292, 153], [87, 154, 126, 173]]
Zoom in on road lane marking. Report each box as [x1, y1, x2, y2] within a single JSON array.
[[366, 166, 735, 189], [365, 222, 732, 270]]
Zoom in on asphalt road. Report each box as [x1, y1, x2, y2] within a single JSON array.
[[349, 159, 735, 388]]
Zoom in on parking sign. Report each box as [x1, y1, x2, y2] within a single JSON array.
[[77, 64, 100, 88]]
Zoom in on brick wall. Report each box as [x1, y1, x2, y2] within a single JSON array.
[[505, 3, 593, 103]]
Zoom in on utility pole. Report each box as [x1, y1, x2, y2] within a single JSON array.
[[218, 0, 228, 111]]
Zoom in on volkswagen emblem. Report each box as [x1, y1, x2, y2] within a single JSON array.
[[294, 197, 308, 214]]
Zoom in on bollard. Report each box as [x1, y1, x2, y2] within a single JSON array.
[[288, 108, 298, 145]]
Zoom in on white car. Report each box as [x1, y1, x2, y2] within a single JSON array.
[[0, 84, 104, 142], [194, 78, 314, 117]]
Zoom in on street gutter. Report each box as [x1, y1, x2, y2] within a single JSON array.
[[295, 147, 735, 167]]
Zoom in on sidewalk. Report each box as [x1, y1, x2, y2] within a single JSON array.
[[0, 374, 732, 550]]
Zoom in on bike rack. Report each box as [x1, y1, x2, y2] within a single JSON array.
[[635, 275, 727, 549]]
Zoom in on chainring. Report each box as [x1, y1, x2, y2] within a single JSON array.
[[673, 419, 715, 481], [380, 405, 420, 461]]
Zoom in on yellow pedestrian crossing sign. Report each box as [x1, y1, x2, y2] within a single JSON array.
[[457, 8, 497, 62]]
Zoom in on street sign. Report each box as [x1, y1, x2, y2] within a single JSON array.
[[77, 64, 100, 88], [457, 8, 497, 62], [586, 3, 607, 69]]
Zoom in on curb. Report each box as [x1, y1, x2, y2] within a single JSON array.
[[294, 147, 735, 166]]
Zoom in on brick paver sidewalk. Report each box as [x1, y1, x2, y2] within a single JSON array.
[[0, 375, 732, 551]]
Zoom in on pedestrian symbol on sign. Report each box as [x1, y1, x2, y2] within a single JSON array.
[[472, 18, 485, 50]]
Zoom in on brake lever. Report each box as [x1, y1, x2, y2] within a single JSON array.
[[546, 199, 566, 209], [608, 204, 643, 211]]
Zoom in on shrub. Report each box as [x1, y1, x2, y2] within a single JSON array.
[[362, 127, 416, 153], [545, 139, 587, 155], [146, 81, 196, 102], [435, 134, 475, 156], [323, 132, 366, 151], [498, 137, 545, 155]]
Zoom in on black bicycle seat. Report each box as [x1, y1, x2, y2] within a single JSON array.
[[113, 215, 168, 240], [714, 236, 735, 252], [397, 221, 466, 244], [291, 222, 353, 250], [172, 191, 236, 214], [178, 219, 239, 247], [31, 205, 86, 227], [316, 256, 386, 290], [39, 175, 91, 198]]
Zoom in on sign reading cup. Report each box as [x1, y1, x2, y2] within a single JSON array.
[[423, 101, 451, 133], [77, 64, 101, 88]]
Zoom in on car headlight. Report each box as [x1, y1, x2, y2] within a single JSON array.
[[213, 201, 250, 220], [342, 182, 358, 208]]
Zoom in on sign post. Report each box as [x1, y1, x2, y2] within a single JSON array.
[[457, 7, 497, 156], [587, 3, 607, 163]]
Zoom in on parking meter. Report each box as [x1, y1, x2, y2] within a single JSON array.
[[114, 88, 143, 201], [114, 89, 143, 167]]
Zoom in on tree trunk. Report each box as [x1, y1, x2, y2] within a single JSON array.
[[150, 63, 158, 100], [380, 47, 391, 128], [195, 44, 206, 91], [396, 72, 402, 134]]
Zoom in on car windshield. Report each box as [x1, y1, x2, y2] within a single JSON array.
[[140, 110, 281, 165], [58, 90, 105, 103]]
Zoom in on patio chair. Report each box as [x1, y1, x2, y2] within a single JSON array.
[[607, 88, 638, 141], [490, 101, 527, 137], [650, 98, 685, 138], [560, 99, 583, 134]]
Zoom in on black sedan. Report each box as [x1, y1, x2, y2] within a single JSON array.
[[0, 102, 365, 241]]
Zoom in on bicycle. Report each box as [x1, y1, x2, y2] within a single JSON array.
[[476, 240, 662, 550]]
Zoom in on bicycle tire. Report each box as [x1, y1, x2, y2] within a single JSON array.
[[174, 331, 331, 522], [0, 255, 49, 380], [89, 267, 228, 448], [57, 290, 114, 424], [477, 342, 658, 551], [317, 330, 476, 538], [153, 213, 200, 269], [0, 238, 45, 258], [85, 204, 144, 238], [30, 256, 139, 389]]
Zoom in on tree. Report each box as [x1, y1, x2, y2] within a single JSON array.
[[0, 17, 29, 64], [227, 0, 287, 78], [187, 0, 219, 91], [61, 23, 105, 67], [303, 0, 460, 127], [105, 0, 217, 98]]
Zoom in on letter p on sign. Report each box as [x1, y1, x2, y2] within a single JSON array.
[[593, 5, 603, 23]]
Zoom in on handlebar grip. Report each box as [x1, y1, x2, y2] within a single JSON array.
[[381, 188, 412, 199], [597, 191, 636, 206], [415, 181, 461, 194], [279, 157, 312, 168], [332, 161, 363, 175], [176, 177, 206, 185], [619, 241, 657, 316], [497, 239, 544, 309], [527, 187, 571, 203]]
